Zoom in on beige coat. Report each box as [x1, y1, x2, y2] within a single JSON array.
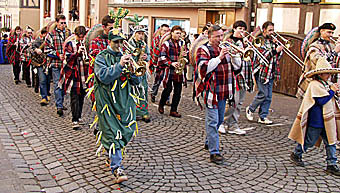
[[289, 80, 340, 147]]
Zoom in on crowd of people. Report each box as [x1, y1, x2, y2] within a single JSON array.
[[4, 8, 340, 183]]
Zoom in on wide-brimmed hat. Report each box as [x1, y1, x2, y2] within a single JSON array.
[[305, 57, 340, 78], [108, 28, 126, 41]]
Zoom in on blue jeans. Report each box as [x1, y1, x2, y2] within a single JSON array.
[[37, 67, 51, 100], [249, 75, 274, 119], [294, 126, 337, 166], [205, 99, 226, 155], [51, 67, 64, 108], [110, 149, 123, 172]]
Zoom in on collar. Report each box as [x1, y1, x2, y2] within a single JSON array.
[[318, 38, 330, 45], [107, 45, 122, 57]]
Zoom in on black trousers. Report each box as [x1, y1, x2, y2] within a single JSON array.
[[22, 61, 31, 86], [32, 67, 39, 92], [70, 86, 86, 122], [159, 79, 182, 112], [12, 61, 21, 81]]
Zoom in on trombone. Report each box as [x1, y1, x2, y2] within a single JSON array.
[[240, 32, 270, 66], [243, 31, 264, 48], [330, 37, 339, 45], [219, 41, 254, 62], [270, 32, 303, 68]]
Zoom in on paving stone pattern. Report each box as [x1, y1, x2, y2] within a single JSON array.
[[0, 64, 339, 192]]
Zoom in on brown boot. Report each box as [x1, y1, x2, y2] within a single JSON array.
[[170, 111, 181, 118], [158, 105, 164, 114]]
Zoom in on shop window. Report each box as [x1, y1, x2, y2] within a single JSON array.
[[154, 18, 190, 34]]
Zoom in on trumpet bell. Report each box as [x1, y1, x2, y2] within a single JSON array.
[[135, 67, 146, 77], [243, 49, 254, 62], [285, 40, 292, 49], [253, 37, 264, 48]]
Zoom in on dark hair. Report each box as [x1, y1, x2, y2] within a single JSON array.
[[194, 34, 199, 39], [161, 24, 169, 28], [102, 15, 115, 27], [262, 21, 274, 30], [202, 26, 209, 32], [171, 25, 182, 33], [41, 27, 48, 34], [233, 20, 247, 30], [208, 25, 221, 36], [56, 15, 66, 22], [3, 34, 8, 38], [15, 26, 21, 31], [74, 26, 87, 36]]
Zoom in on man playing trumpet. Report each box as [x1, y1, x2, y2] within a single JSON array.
[[246, 21, 284, 124], [297, 23, 340, 98]]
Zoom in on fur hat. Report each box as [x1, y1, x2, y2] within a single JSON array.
[[305, 57, 340, 78]]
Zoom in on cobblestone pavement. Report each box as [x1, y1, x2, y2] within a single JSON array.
[[0, 64, 340, 192]]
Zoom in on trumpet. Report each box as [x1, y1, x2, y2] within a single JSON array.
[[120, 41, 146, 77], [270, 32, 303, 67], [123, 40, 140, 57], [219, 41, 254, 62]]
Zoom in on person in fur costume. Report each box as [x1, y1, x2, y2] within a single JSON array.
[[289, 57, 340, 176]]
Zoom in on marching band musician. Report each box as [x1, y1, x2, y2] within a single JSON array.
[[93, 28, 140, 184], [150, 24, 170, 103], [218, 20, 253, 135], [20, 27, 34, 88], [6, 26, 22, 84], [58, 26, 88, 130], [158, 25, 186, 118], [194, 25, 233, 165], [31, 27, 50, 106], [128, 25, 151, 123], [297, 23, 340, 98], [45, 14, 69, 117], [246, 21, 284, 125]]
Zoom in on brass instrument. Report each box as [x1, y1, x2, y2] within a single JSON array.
[[175, 41, 188, 75], [121, 41, 146, 77], [240, 32, 269, 66], [330, 37, 339, 45], [136, 42, 148, 73], [243, 31, 264, 48], [270, 32, 303, 67], [219, 41, 254, 62]]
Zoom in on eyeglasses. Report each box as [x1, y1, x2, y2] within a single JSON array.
[[60, 22, 67, 24]]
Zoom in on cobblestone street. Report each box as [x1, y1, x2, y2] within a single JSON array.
[[0, 64, 340, 192]]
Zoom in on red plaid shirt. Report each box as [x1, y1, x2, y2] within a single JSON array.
[[59, 40, 89, 94], [45, 27, 67, 68], [19, 36, 33, 63], [150, 35, 161, 69], [6, 34, 21, 66], [159, 39, 186, 86]]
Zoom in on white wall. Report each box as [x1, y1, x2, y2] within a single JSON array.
[[320, 8, 340, 37], [272, 7, 300, 33]]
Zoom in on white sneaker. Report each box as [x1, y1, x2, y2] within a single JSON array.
[[78, 118, 85, 125], [228, 126, 246, 135], [218, 124, 226, 134], [246, 106, 254, 121], [72, 121, 80, 128], [258, 117, 273, 124]]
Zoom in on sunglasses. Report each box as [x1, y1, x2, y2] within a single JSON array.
[[60, 22, 67, 24]]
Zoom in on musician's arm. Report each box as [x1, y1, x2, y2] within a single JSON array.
[[89, 39, 100, 58], [94, 54, 123, 85], [314, 90, 335, 105], [196, 46, 217, 77], [44, 33, 57, 57]]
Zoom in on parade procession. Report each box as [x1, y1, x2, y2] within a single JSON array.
[[2, 0, 340, 192]]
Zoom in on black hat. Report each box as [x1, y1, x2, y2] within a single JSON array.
[[319, 23, 336, 31]]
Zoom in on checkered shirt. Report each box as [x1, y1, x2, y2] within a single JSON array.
[[45, 27, 67, 68]]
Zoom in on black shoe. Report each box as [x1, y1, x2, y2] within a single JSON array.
[[57, 108, 63, 117], [27, 84, 32, 88], [93, 128, 99, 136], [290, 152, 305, 167], [151, 95, 156, 103], [210, 154, 224, 165], [204, 144, 208, 150], [142, 115, 151, 123], [326, 165, 340, 176], [15, 80, 19, 85], [34, 87, 39, 93], [62, 106, 68, 111]]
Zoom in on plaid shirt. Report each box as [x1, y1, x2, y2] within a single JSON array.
[[253, 35, 283, 84], [195, 42, 234, 108], [19, 35, 33, 63], [150, 35, 161, 69], [159, 39, 186, 86], [226, 36, 254, 92], [45, 27, 67, 68], [59, 40, 89, 94], [6, 34, 21, 66]]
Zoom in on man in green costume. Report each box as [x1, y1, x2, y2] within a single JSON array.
[[128, 25, 151, 122], [94, 28, 141, 183]]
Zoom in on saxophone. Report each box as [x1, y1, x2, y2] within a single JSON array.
[[31, 39, 46, 67], [175, 41, 188, 75]]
